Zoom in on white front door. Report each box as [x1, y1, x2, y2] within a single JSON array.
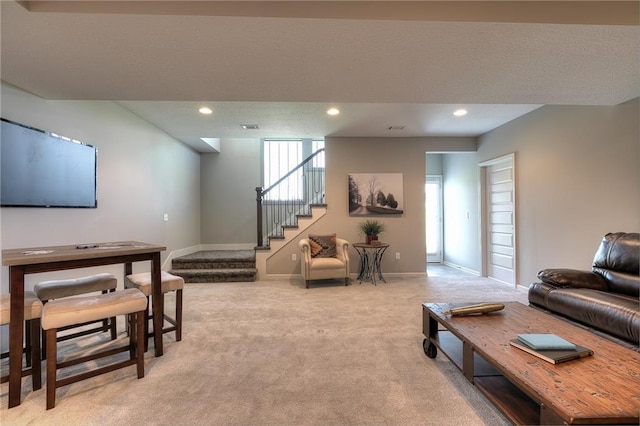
[[482, 155, 516, 286], [425, 176, 443, 263]]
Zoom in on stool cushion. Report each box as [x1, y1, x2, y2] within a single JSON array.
[[125, 271, 184, 296], [35, 273, 117, 301], [42, 289, 147, 330], [0, 291, 43, 324]]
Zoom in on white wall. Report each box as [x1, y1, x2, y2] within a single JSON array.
[[425, 153, 443, 175], [442, 153, 480, 273], [0, 83, 201, 292], [200, 138, 261, 246], [478, 100, 640, 285], [262, 101, 639, 285], [265, 137, 477, 275]]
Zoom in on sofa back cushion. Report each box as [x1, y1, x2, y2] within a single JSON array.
[[592, 232, 639, 297]]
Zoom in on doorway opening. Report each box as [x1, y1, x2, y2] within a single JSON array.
[[425, 175, 443, 263]]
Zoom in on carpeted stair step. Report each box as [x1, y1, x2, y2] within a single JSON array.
[[172, 250, 255, 270], [171, 250, 257, 283], [169, 268, 257, 283], [173, 259, 256, 270]]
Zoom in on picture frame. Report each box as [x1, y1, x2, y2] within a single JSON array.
[[348, 173, 404, 216]]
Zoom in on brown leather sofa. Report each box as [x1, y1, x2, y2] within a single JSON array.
[[528, 232, 640, 347]]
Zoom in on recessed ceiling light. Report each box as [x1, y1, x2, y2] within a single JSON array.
[[199, 107, 213, 115], [453, 109, 468, 117], [326, 108, 340, 116], [241, 124, 260, 130]]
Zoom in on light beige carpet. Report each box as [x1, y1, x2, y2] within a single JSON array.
[[1, 272, 528, 425]]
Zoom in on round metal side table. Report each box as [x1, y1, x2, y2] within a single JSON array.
[[352, 242, 390, 285]]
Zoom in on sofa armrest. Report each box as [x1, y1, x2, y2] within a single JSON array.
[[299, 239, 312, 263], [335, 238, 350, 270], [537, 268, 608, 291]]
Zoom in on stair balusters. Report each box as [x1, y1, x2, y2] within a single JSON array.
[[256, 149, 325, 248]]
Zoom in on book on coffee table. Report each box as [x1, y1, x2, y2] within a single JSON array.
[[443, 303, 505, 316], [509, 339, 593, 364], [516, 333, 577, 350]]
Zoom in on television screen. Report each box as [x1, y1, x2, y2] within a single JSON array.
[[1, 118, 97, 208]]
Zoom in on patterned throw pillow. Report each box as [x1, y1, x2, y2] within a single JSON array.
[[308, 234, 337, 258]]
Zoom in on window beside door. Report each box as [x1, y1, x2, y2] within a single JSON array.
[[426, 175, 443, 263]]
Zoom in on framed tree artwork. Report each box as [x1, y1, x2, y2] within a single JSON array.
[[348, 173, 404, 216]]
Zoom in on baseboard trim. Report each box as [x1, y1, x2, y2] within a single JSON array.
[[162, 244, 203, 270], [259, 272, 427, 281], [441, 261, 480, 276], [379, 272, 428, 278], [261, 274, 297, 281]]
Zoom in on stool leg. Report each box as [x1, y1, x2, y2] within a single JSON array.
[[109, 315, 117, 340], [175, 289, 183, 342], [128, 313, 135, 359], [108, 289, 117, 340], [41, 330, 47, 361], [30, 318, 42, 391], [101, 290, 109, 335], [25, 322, 32, 368], [46, 328, 57, 410], [41, 300, 49, 361], [135, 310, 145, 379], [143, 297, 150, 352]]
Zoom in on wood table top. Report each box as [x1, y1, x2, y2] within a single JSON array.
[[2, 241, 166, 266], [423, 301, 640, 424]]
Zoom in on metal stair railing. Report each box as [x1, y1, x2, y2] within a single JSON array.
[[256, 149, 325, 248]]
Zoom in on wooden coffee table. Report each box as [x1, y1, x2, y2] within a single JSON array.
[[422, 302, 640, 425]]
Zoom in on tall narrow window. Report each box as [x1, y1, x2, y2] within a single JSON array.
[[263, 139, 302, 200], [312, 140, 325, 168], [425, 175, 443, 263]]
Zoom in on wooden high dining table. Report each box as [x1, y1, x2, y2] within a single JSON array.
[[2, 241, 166, 408]]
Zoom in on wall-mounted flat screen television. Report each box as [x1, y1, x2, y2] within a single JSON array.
[[1, 118, 97, 208]]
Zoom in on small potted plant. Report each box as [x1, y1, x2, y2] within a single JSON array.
[[358, 219, 386, 244]]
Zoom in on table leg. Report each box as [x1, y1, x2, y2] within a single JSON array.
[[373, 246, 388, 283], [355, 247, 367, 283], [368, 249, 377, 285], [422, 309, 439, 358], [463, 342, 475, 383], [151, 253, 163, 357], [8, 266, 25, 408]]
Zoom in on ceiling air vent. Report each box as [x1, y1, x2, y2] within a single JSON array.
[[241, 124, 260, 130], [387, 126, 405, 130]]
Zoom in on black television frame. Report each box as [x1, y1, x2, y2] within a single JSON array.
[[0, 118, 98, 208]]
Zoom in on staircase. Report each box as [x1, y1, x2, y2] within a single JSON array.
[[170, 204, 325, 283], [170, 250, 257, 283], [254, 204, 326, 279], [175, 148, 325, 282]]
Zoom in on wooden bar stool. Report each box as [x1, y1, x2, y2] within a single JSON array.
[[0, 291, 43, 392], [41, 288, 147, 409], [125, 271, 183, 351], [35, 273, 118, 357]]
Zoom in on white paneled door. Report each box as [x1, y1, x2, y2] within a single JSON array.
[[484, 156, 516, 285]]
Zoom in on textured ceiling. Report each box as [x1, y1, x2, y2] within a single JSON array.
[[1, 1, 638, 152]]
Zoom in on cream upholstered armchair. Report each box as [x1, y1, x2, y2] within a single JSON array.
[[299, 235, 350, 288]]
